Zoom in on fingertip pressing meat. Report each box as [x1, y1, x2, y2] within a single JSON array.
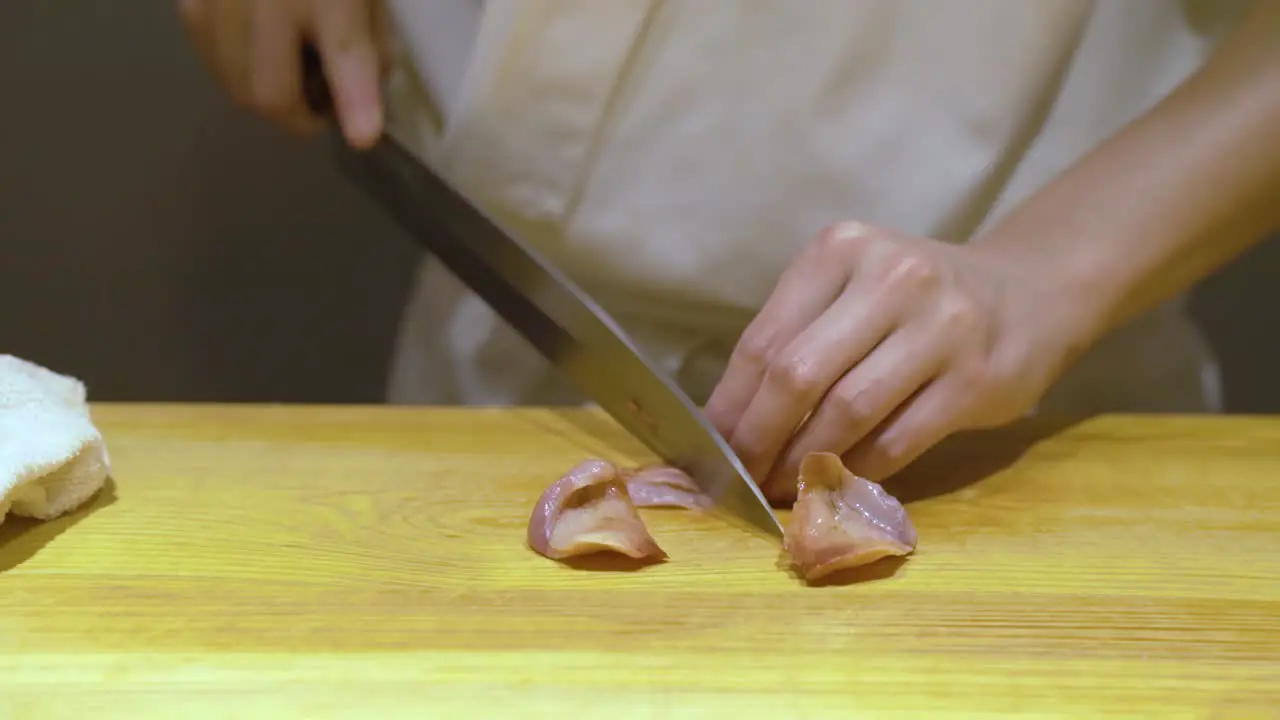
[[527, 459, 666, 561], [783, 452, 918, 582], [622, 465, 714, 511]]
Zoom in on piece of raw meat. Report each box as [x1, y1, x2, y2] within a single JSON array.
[[527, 459, 666, 561], [529, 452, 918, 580], [621, 465, 714, 511], [783, 452, 918, 581]]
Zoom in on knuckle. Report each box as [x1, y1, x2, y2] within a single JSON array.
[[938, 297, 983, 333], [832, 380, 880, 424], [815, 221, 873, 258], [882, 253, 939, 293], [766, 354, 820, 395], [735, 330, 777, 370]]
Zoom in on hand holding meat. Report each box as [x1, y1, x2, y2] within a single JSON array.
[[705, 221, 1088, 503]]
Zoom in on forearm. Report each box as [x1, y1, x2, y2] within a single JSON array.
[[973, 2, 1280, 346]]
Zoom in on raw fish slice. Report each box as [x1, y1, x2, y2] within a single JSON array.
[[527, 459, 665, 560], [783, 452, 917, 582]]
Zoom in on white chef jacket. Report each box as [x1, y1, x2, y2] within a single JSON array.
[[379, 0, 1253, 420]]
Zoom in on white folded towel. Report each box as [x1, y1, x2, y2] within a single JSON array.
[[0, 354, 110, 527]]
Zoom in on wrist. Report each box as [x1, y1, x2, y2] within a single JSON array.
[[969, 227, 1120, 382]]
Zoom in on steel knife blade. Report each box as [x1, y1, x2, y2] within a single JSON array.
[[301, 47, 783, 539]]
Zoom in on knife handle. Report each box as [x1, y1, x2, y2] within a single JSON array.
[[301, 43, 335, 118]]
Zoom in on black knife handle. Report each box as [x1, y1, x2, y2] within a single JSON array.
[[301, 43, 335, 117]]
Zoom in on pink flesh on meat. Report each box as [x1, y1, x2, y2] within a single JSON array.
[[622, 465, 713, 511], [783, 452, 918, 582], [527, 459, 666, 561]]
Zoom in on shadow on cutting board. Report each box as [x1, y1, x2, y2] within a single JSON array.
[[561, 553, 667, 573], [0, 476, 118, 573], [883, 414, 1086, 505], [783, 556, 910, 588]]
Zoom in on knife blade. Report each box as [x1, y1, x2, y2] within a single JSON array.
[[301, 46, 783, 539]]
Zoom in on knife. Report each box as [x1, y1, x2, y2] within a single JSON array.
[[300, 46, 783, 539]]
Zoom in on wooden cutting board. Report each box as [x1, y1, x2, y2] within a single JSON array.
[[0, 404, 1276, 718]]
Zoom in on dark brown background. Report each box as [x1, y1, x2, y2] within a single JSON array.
[[2, 1, 1277, 409]]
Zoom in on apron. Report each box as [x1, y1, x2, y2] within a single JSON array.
[[379, 0, 1252, 418]]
